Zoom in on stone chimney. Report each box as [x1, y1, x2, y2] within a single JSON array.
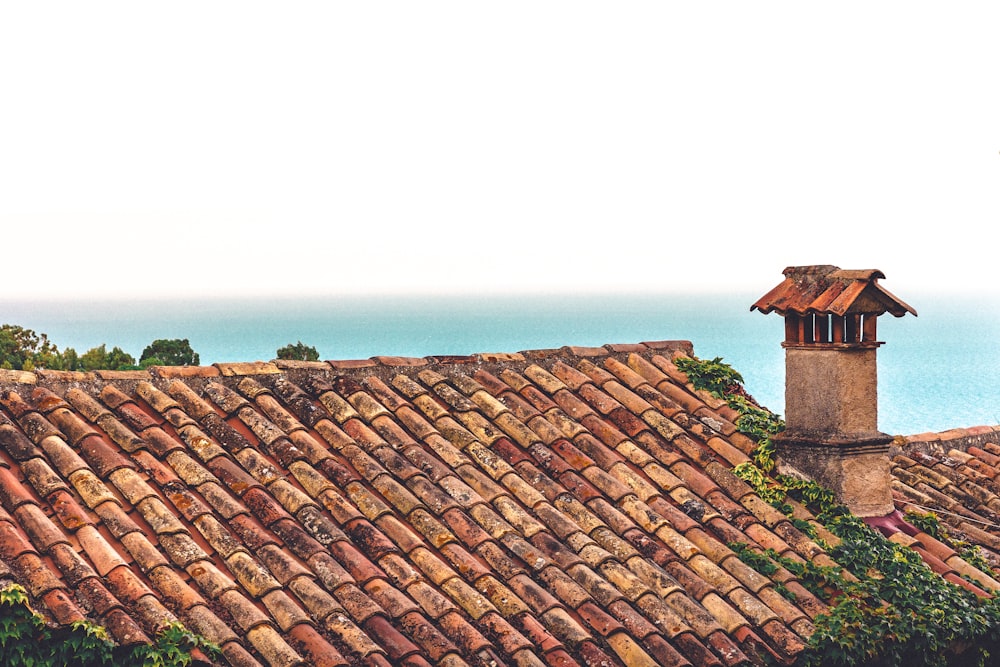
[[751, 265, 917, 517]]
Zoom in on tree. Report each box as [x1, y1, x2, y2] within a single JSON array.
[[79, 345, 137, 371], [61, 347, 79, 371], [140, 339, 200, 367], [106, 346, 138, 370], [0, 324, 61, 370], [79, 345, 109, 371], [276, 341, 320, 361]]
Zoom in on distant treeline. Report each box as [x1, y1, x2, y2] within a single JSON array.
[[0, 324, 320, 371], [0, 324, 200, 371]]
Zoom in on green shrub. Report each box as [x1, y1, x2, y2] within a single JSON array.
[[276, 341, 320, 361]]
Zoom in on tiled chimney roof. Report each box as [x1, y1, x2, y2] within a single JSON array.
[[751, 265, 917, 318], [0, 341, 994, 666]]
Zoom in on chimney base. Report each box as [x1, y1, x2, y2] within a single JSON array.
[[774, 434, 895, 518]]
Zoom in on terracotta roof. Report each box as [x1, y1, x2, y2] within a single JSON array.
[[751, 265, 918, 318], [0, 340, 995, 666], [890, 428, 1000, 574]]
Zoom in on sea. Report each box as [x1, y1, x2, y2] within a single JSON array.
[[2, 291, 999, 438]]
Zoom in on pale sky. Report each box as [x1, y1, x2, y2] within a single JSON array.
[[2, 3, 997, 300]]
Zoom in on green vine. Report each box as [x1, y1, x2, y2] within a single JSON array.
[[678, 354, 1000, 666], [675, 355, 746, 398], [675, 355, 783, 471], [0, 583, 220, 666]]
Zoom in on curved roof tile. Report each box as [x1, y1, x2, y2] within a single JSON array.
[[751, 265, 917, 317]]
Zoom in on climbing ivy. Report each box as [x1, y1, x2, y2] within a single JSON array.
[[0, 583, 220, 666], [675, 355, 782, 471], [675, 355, 746, 398], [678, 354, 1000, 667]]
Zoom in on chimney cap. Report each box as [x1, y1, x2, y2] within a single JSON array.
[[751, 265, 917, 318]]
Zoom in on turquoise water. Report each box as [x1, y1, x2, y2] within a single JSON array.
[[1, 292, 998, 437]]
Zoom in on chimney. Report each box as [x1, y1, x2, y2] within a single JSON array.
[[751, 265, 917, 517]]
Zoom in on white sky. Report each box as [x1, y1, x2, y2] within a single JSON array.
[[2, 3, 997, 300]]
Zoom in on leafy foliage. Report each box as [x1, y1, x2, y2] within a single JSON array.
[[276, 340, 320, 361], [140, 339, 200, 367], [0, 583, 219, 666], [735, 514, 1000, 667], [679, 353, 1000, 666], [677, 354, 783, 471], [674, 355, 745, 399], [0, 324, 63, 371], [0, 324, 192, 371], [79, 344, 139, 371], [905, 509, 943, 538]]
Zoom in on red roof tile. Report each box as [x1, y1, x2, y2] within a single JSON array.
[[751, 265, 917, 318]]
